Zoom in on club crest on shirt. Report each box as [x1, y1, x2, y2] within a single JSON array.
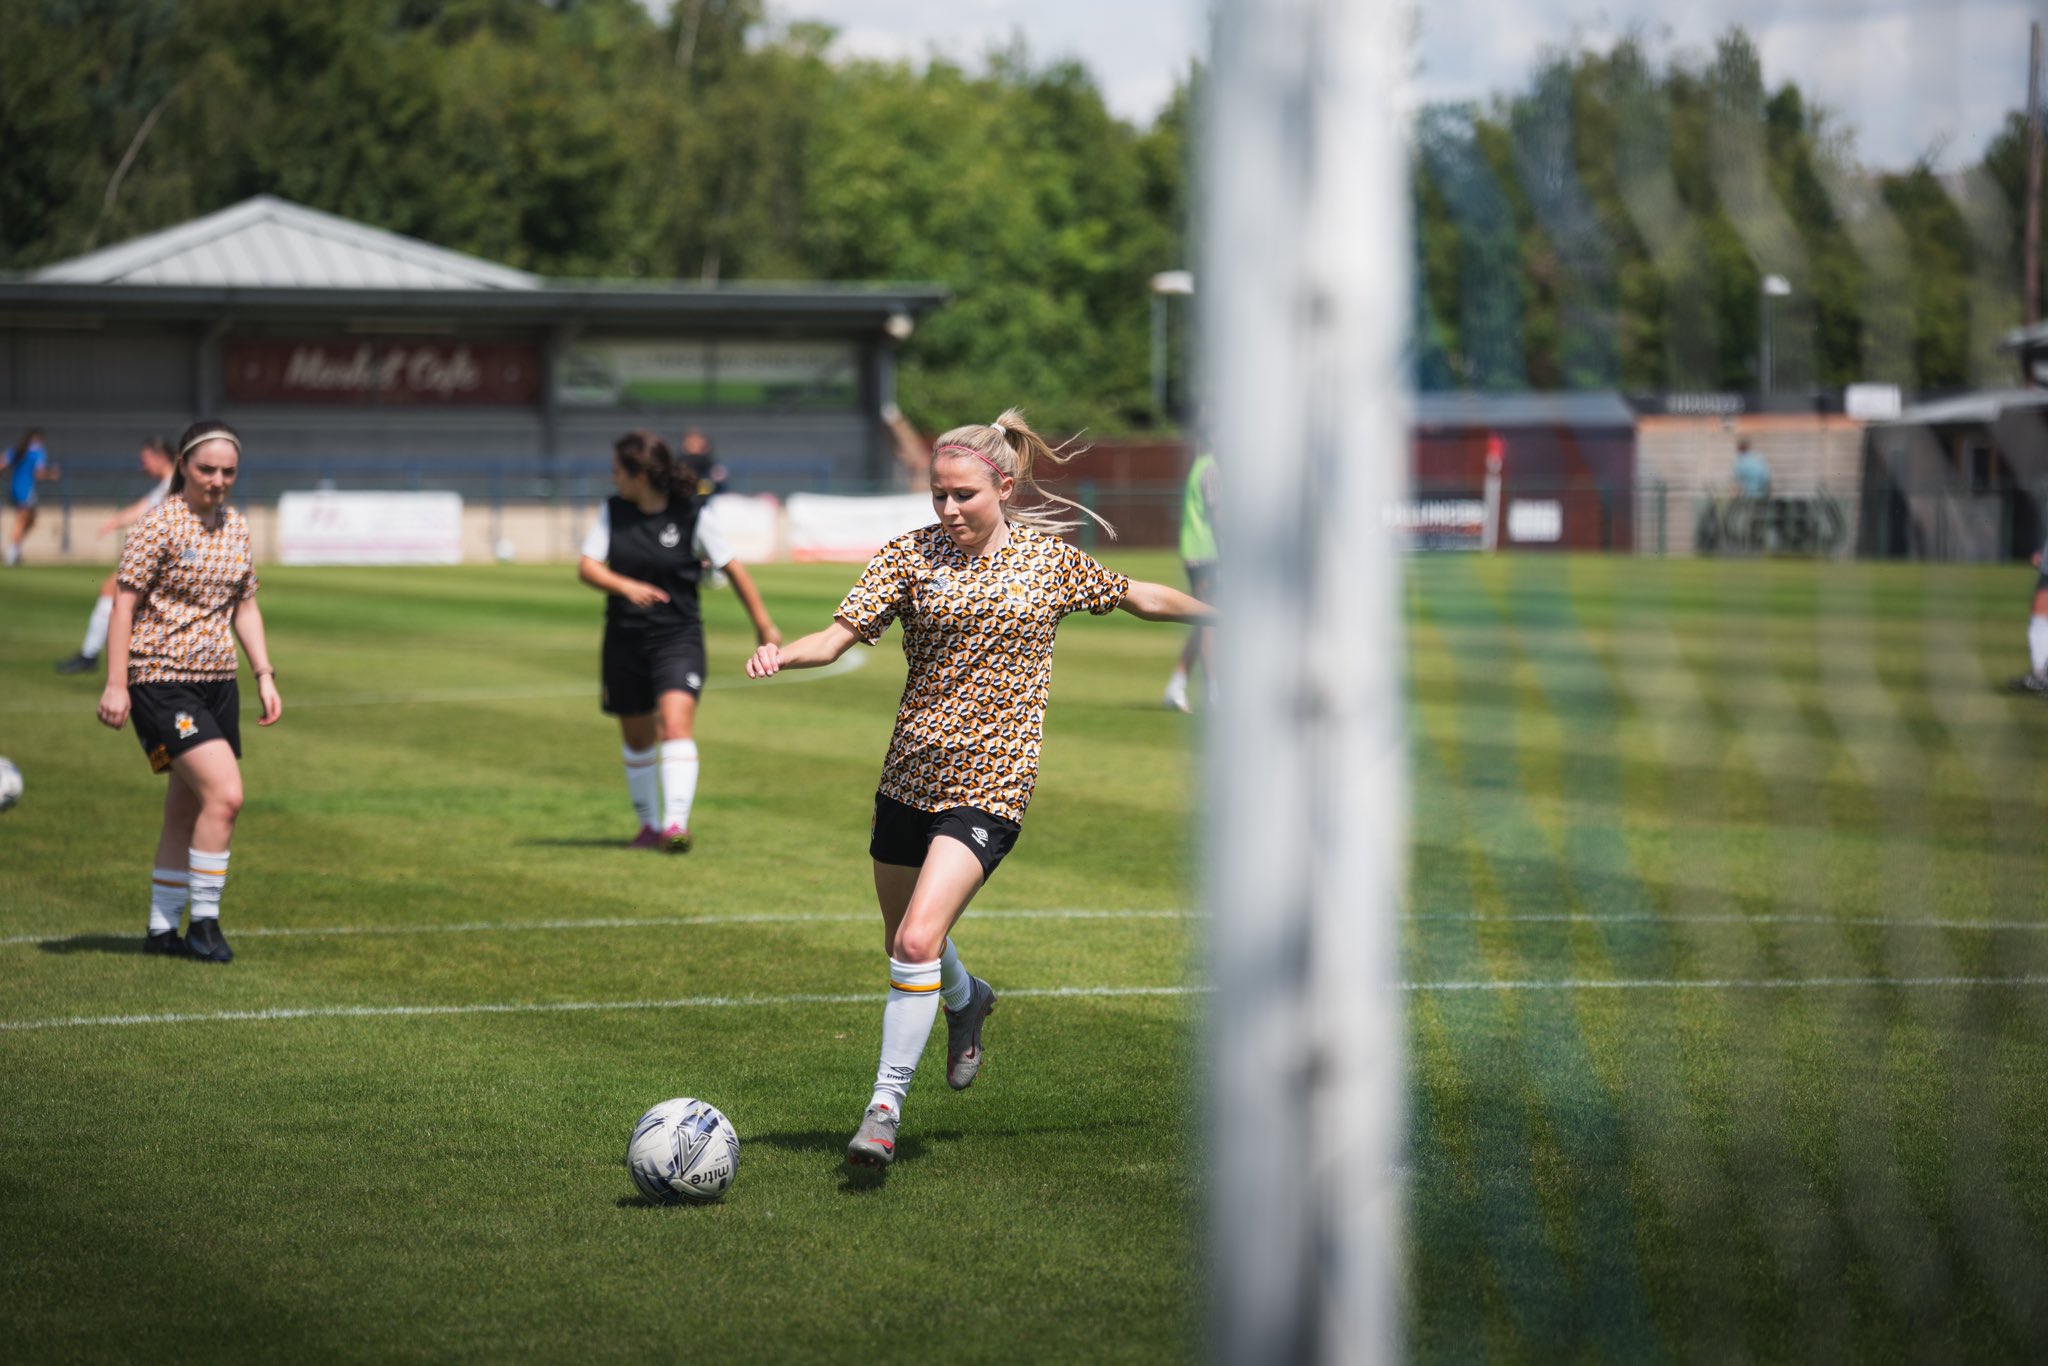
[[659, 524, 682, 549], [174, 711, 196, 739]]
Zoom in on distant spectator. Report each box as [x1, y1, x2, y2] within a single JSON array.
[[3, 427, 59, 566], [1733, 437, 1772, 499], [678, 429, 728, 498], [2009, 531, 2048, 698], [57, 435, 176, 673]]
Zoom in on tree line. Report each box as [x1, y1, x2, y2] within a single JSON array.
[[1, 3, 2038, 431]]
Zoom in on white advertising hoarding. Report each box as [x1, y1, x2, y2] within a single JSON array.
[[277, 490, 464, 565], [783, 493, 932, 562]]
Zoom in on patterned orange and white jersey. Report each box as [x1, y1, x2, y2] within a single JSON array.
[[836, 523, 1129, 821], [117, 498, 259, 684]]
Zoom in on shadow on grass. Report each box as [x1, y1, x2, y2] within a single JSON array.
[[514, 837, 640, 850], [748, 1127, 953, 1192], [37, 935, 145, 955]]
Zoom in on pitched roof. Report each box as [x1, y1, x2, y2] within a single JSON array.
[[31, 195, 540, 290]]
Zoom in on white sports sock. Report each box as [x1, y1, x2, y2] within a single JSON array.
[[871, 956, 942, 1113], [81, 594, 114, 658], [2030, 616, 2048, 674], [660, 739, 699, 833], [188, 848, 230, 921], [148, 867, 188, 934], [622, 744, 659, 830], [939, 937, 974, 1011]]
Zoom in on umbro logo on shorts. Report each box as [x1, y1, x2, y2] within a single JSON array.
[[685, 672, 702, 690], [971, 827, 989, 847]]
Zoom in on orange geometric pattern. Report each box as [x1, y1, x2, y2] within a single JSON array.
[[836, 523, 1129, 821], [117, 498, 259, 684]]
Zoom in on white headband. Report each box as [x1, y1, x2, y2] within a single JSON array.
[[989, 422, 1007, 438], [179, 430, 241, 458]]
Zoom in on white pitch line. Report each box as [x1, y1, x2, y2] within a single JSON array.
[[1409, 975, 2048, 993], [1406, 913, 2048, 932], [10, 973, 2048, 1033], [0, 648, 868, 716], [0, 908, 1192, 948], [11, 908, 2043, 950], [0, 984, 1205, 1033]]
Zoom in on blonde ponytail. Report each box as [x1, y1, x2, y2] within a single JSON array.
[[931, 408, 1116, 539]]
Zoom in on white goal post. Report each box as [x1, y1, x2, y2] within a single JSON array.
[[1204, 0, 1411, 1361]]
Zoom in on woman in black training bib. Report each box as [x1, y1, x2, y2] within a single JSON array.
[[579, 430, 779, 850]]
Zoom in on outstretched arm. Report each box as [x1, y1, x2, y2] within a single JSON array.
[[747, 618, 859, 678], [722, 561, 782, 646], [1117, 579, 1213, 624], [98, 493, 159, 537]]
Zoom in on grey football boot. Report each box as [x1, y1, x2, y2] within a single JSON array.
[[944, 976, 997, 1090], [846, 1102, 901, 1168]]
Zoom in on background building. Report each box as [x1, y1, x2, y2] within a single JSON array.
[[0, 196, 947, 505]]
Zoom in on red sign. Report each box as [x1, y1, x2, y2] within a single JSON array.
[[224, 340, 541, 405]]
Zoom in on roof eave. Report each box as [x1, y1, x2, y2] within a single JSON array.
[[0, 281, 953, 327]]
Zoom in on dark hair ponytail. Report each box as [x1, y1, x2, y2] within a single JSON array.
[[170, 419, 242, 496], [613, 429, 694, 504]]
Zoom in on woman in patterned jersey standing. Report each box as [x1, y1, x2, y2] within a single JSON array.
[[579, 430, 780, 851], [746, 409, 1212, 1169], [96, 420, 281, 963]]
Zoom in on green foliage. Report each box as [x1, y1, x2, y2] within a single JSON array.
[[1413, 27, 2040, 395], [6, 6, 2040, 423], [0, 0, 1188, 434]]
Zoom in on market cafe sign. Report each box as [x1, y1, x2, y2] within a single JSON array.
[[224, 339, 541, 404]]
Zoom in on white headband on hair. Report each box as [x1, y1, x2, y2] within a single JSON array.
[[989, 422, 1007, 438], [179, 430, 241, 458]]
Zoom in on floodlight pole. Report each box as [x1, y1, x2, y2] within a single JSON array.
[[1204, 0, 1408, 1361], [1152, 270, 1195, 422]]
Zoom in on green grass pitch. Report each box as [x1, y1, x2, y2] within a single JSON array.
[[3, 552, 2046, 1361]]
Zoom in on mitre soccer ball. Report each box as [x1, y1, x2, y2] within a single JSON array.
[[626, 1097, 738, 1204], [0, 758, 21, 813]]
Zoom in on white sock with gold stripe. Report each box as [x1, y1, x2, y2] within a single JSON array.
[[149, 867, 188, 934], [871, 956, 942, 1113], [188, 848, 230, 921]]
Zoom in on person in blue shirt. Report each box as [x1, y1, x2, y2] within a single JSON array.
[[3, 428, 59, 566], [1732, 437, 1771, 500]]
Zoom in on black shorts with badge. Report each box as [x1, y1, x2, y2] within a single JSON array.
[[601, 626, 707, 716], [132, 678, 241, 773], [870, 792, 1022, 880]]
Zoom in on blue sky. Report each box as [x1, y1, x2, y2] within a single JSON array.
[[769, 0, 2038, 170]]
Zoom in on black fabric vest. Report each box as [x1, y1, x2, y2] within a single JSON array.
[[603, 494, 704, 632]]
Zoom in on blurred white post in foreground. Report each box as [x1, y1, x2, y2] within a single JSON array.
[[1203, 0, 1410, 1360]]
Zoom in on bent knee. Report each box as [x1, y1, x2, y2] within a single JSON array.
[[208, 785, 245, 822], [891, 929, 947, 964]]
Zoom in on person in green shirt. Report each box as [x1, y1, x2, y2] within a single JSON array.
[[1163, 449, 1217, 712]]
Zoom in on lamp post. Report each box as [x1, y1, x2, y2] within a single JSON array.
[[1150, 269, 1194, 423], [1760, 273, 1791, 398]]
